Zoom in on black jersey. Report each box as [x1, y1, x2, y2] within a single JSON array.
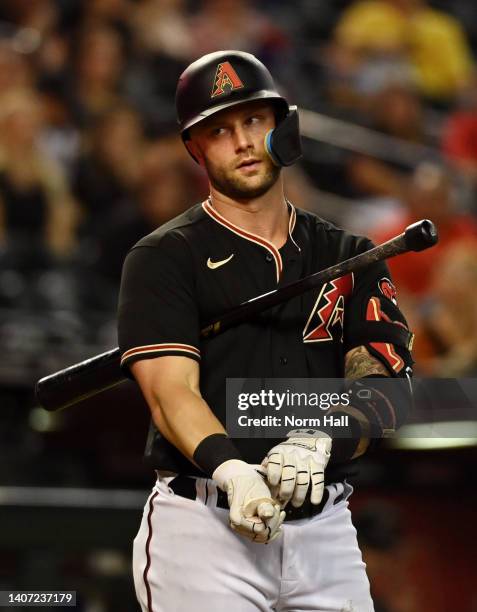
[[118, 200, 410, 479]]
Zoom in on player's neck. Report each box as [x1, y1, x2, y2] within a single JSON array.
[[208, 182, 289, 249]]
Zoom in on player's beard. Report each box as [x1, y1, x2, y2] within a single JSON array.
[[204, 153, 281, 201]]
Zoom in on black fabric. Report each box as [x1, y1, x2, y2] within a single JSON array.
[[344, 257, 413, 378], [192, 434, 242, 478], [324, 412, 363, 465], [168, 474, 332, 522], [344, 321, 413, 352], [118, 202, 413, 479]]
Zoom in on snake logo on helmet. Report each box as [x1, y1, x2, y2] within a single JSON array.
[[211, 61, 244, 98], [175, 50, 302, 167]]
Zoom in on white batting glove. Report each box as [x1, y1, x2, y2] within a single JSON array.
[[229, 504, 285, 544], [213, 459, 285, 543], [261, 431, 332, 508]]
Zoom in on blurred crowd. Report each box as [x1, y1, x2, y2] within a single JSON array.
[[1, 0, 477, 381]]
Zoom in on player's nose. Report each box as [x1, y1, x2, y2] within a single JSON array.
[[232, 124, 253, 153]]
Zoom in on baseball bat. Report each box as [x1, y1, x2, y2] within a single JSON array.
[[35, 219, 437, 412]]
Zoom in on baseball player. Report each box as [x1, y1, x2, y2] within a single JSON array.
[[118, 51, 413, 612]]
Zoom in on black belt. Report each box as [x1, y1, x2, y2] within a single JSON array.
[[168, 475, 344, 522]]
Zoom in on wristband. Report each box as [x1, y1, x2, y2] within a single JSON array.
[[192, 433, 242, 478]]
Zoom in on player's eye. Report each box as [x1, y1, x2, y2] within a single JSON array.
[[245, 115, 261, 126], [211, 126, 227, 137]]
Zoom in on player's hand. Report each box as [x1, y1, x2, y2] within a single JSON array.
[[261, 431, 332, 508], [213, 459, 285, 543], [230, 503, 285, 544]]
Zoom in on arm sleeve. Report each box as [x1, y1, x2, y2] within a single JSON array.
[[117, 232, 200, 374], [344, 238, 414, 377]]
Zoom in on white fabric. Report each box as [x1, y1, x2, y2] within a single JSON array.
[[133, 475, 374, 612]]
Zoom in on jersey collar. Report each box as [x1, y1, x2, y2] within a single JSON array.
[[202, 197, 298, 283]]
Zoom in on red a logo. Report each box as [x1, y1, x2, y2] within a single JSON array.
[[303, 274, 353, 343], [211, 62, 244, 98]]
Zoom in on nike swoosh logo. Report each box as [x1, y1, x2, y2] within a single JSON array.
[[207, 254, 234, 269]]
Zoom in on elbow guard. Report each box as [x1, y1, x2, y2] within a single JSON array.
[[345, 280, 415, 377]]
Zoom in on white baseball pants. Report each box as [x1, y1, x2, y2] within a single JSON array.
[[133, 474, 374, 612]]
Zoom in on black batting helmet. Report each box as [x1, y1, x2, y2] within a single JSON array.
[[175, 50, 302, 166]]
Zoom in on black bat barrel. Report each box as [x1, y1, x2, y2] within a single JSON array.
[[404, 219, 438, 252]]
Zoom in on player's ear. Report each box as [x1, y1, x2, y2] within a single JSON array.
[[184, 136, 205, 167]]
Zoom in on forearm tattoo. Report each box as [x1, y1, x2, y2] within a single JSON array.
[[345, 345, 389, 380]]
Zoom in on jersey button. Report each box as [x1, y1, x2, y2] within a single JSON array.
[[280, 356, 288, 365], [265, 254, 273, 262]]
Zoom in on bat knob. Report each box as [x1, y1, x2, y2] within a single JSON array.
[[404, 219, 438, 252]]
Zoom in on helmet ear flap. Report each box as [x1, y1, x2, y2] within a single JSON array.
[[264, 106, 302, 167]]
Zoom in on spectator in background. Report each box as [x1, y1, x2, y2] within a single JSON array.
[[442, 79, 477, 182], [414, 241, 477, 376], [0, 88, 79, 270], [366, 82, 426, 143], [73, 105, 145, 236], [347, 82, 429, 201], [37, 79, 81, 178], [93, 150, 201, 283], [82, 0, 133, 30], [131, 0, 193, 61], [69, 25, 126, 128], [309, 78, 435, 233], [0, 0, 57, 38], [138, 144, 202, 228], [126, 0, 192, 128], [333, 0, 474, 105], [190, 0, 289, 71], [35, 26, 70, 87], [0, 43, 33, 95], [372, 163, 477, 299], [80, 0, 134, 65]]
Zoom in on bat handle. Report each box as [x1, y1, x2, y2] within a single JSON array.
[[36, 348, 122, 411]]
